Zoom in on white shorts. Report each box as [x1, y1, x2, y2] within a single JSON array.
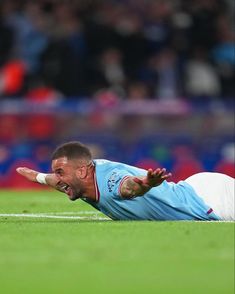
[[185, 172, 235, 221]]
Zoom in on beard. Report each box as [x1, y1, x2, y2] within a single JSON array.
[[56, 180, 84, 201], [68, 185, 83, 201]]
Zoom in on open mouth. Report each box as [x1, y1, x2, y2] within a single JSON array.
[[63, 184, 73, 197], [63, 184, 79, 201], [56, 181, 79, 201]]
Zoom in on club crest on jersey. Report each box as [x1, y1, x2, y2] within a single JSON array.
[[107, 171, 121, 192]]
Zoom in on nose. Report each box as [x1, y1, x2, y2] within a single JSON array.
[[56, 174, 63, 182]]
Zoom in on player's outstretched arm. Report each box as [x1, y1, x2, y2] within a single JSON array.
[[16, 167, 65, 193], [120, 168, 172, 199]]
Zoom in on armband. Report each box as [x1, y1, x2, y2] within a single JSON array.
[[36, 173, 47, 185]]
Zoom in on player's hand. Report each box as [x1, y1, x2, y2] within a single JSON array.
[[16, 167, 39, 183], [16, 167, 77, 197], [16, 167, 60, 190], [133, 168, 172, 188]]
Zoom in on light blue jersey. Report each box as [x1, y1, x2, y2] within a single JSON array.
[[83, 159, 220, 221]]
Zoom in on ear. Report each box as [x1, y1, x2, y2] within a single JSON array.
[[75, 166, 87, 179]]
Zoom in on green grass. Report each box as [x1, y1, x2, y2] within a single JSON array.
[[0, 190, 234, 294]]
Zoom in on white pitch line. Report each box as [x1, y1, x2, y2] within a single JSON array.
[[0, 213, 109, 220], [0, 214, 233, 222], [194, 220, 234, 223], [37, 211, 103, 215]]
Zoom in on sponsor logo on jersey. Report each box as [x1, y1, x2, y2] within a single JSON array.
[[107, 171, 121, 192]]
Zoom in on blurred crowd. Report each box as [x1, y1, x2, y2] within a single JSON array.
[[0, 111, 234, 188], [0, 131, 234, 188], [0, 0, 234, 188], [0, 0, 234, 101]]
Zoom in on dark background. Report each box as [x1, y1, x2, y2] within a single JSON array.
[[0, 0, 234, 188]]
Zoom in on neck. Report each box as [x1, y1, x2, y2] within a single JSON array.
[[82, 165, 97, 201]]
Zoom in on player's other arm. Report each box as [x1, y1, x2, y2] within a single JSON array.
[[16, 167, 65, 193], [120, 168, 171, 199]]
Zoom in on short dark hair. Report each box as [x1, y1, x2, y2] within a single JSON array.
[[51, 141, 92, 161]]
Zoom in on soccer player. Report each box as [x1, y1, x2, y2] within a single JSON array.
[[16, 141, 235, 221]]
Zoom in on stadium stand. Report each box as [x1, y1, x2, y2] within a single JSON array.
[[0, 0, 234, 187]]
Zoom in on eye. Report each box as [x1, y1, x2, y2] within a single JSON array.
[[56, 169, 64, 176]]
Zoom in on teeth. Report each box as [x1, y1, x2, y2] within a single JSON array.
[[60, 184, 69, 191]]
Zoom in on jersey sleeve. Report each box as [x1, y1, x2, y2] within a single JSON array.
[[105, 168, 132, 198]]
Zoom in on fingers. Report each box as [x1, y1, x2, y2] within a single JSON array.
[[153, 168, 164, 177], [16, 167, 34, 177], [135, 168, 171, 182], [16, 166, 38, 182], [16, 167, 27, 175], [16, 167, 37, 174], [147, 168, 168, 178], [147, 168, 154, 178], [133, 167, 172, 188], [147, 167, 172, 183], [161, 172, 172, 180]]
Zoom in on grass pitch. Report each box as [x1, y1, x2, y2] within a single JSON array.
[[0, 190, 234, 294]]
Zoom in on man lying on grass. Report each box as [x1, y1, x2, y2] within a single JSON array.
[[17, 141, 235, 221]]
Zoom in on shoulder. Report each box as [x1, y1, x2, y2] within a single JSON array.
[[94, 159, 146, 197], [94, 159, 147, 174], [94, 160, 128, 196]]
